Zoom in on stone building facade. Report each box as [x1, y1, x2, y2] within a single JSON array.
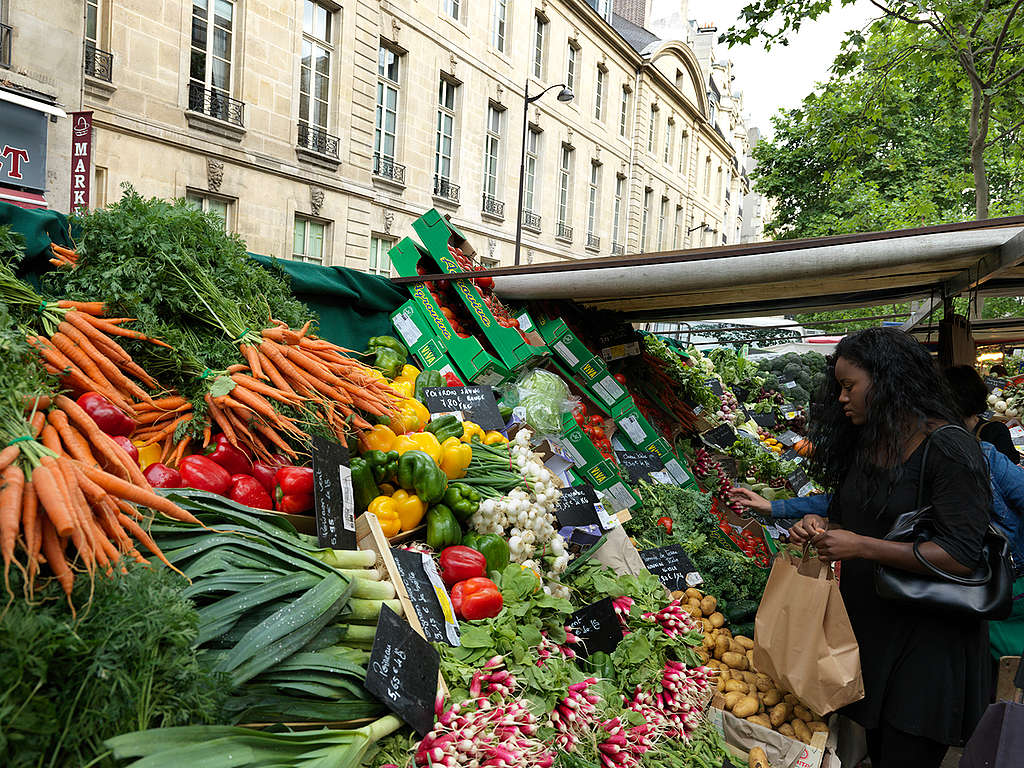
[[11, 0, 739, 271]]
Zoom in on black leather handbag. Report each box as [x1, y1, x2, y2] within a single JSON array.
[[874, 425, 1014, 620]]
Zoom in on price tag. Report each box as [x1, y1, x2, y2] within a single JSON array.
[[554, 340, 579, 367], [615, 450, 666, 484], [777, 430, 801, 447], [554, 485, 606, 528], [706, 378, 724, 396], [516, 313, 534, 332], [702, 423, 737, 450], [311, 436, 356, 549], [663, 458, 691, 484], [781, 379, 798, 390], [365, 605, 440, 736], [787, 467, 809, 493], [618, 414, 647, 445], [390, 548, 460, 647], [392, 309, 422, 346], [422, 386, 504, 431], [592, 375, 626, 405], [780, 448, 803, 465], [733, 384, 750, 404], [1010, 425, 1024, 441], [797, 482, 815, 497], [640, 545, 703, 591], [751, 412, 777, 428], [567, 597, 623, 657], [601, 481, 636, 515]]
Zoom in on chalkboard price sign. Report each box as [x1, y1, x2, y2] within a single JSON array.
[[567, 597, 623, 657], [615, 450, 667, 484], [554, 485, 611, 529], [390, 548, 459, 646], [780, 448, 804, 465], [311, 436, 355, 550], [640, 545, 703, 591], [777, 429, 801, 447], [787, 467, 815, 497], [366, 605, 440, 736], [706, 378, 725, 396], [751, 412, 777, 429], [733, 384, 751, 404], [703, 423, 737, 450], [422, 386, 504, 430]]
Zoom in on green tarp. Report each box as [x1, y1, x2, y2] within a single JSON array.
[[0, 202, 76, 275]]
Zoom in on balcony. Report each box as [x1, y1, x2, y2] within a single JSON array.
[[556, 223, 573, 242], [586, 233, 600, 250], [611, 241, 624, 255], [0, 23, 11, 68], [297, 123, 339, 159], [522, 210, 541, 233], [373, 153, 406, 186], [186, 82, 245, 140], [433, 176, 460, 205], [481, 194, 504, 219], [84, 41, 113, 82]]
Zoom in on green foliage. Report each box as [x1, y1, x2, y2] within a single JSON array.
[[0, 565, 225, 768]]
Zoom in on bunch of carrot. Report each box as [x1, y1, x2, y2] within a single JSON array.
[[48, 243, 80, 269]]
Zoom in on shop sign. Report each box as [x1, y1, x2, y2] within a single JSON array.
[[70, 112, 93, 214], [0, 101, 47, 191]]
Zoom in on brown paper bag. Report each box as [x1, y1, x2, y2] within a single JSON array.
[[753, 548, 865, 715]]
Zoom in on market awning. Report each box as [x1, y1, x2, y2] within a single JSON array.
[[396, 216, 1024, 324], [0, 186, 47, 209]]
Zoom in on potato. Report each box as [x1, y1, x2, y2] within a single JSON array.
[[762, 689, 781, 707], [707, 658, 723, 670], [671, 590, 686, 600], [684, 603, 703, 618], [688, 597, 703, 611], [718, 668, 732, 681], [724, 679, 748, 694], [807, 721, 829, 733], [703, 634, 717, 651], [700, 595, 718, 615], [748, 746, 770, 768], [730, 639, 747, 654], [735, 635, 755, 650], [741, 671, 758, 685], [769, 703, 790, 728], [732, 695, 760, 719], [700, 618, 713, 632], [719, 628, 733, 638], [754, 673, 773, 692], [747, 649, 756, 669], [685, 587, 703, 599], [709, 611, 726, 628], [716, 676, 727, 692], [778, 723, 796, 738], [723, 690, 746, 710], [715, 635, 731, 659], [783, 693, 799, 706], [792, 719, 813, 744], [697, 649, 709, 663], [793, 705, 814, 723], [747, 714, 772, 730], [722, 651, 749, 670]]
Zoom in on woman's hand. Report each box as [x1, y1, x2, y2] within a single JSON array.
[[788, 514, 828, 544], [729, 487, 772, 515], [811, 529, 866, 561]]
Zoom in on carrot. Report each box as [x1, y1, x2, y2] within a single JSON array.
[[22, 395, 52, 413], [56, 300, 104, 315], [58, 320, 153, 403], [136, 413, 190, 447], [54, 395, 140, 484], [114, 506, 186, 579], [79, 315, 172, 348], [94, 497, 133, 553], [170, 437, 190, 468], [40, 424, 63, 455], [1, 464, 25, 596], [225, 386, 303, 435], [63, 310, 129, 360], [252, 349, 299, 396], [50, 332, 115, 392], [278, 343, 338, 381], [252, 421, 299, 458], [138, 396, 189, 411], [134, 409, 185, 426], [240, 343, 267, 381], [29, 411, 46, 439], [59, 458, 106, 575], [47, 410, 98, 467], [79, 463, 202, 525], [260, 326, 303, 345], [40, 518, 74, 610], [0, 445, 18, 473], [159, 433, 175, 465], [22, 478, 40, 594], [231, 373, 303, 405], [205, 393, 239, 449], [43, 456, 94, 577], [202, 422, 212, 449]]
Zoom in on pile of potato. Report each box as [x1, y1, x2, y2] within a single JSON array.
[[677, 587, 829, 745]]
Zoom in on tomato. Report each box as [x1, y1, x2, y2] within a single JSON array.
[[573, 412, 586, 426], [589, 415, 604, 426], [613, 373, 627, 385]]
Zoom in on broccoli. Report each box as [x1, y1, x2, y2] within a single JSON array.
[[782, 362, 803, 381], [790, 385, 810, 403], [795, 371, 812, 390], [762, 373, 780, 392]]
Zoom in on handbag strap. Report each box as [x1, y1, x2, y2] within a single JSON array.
[[914, 424, 964, 508]]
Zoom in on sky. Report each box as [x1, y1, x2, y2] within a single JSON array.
[[686, 0, 880, 134]]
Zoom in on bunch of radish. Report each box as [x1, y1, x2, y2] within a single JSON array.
[[640, 599, 699, 639], [549, 678, 601, 751]]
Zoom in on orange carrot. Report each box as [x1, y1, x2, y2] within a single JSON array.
[[205, 393, 239, 449], [56, 300, 104, 316], [40, 424, 63, 455], [31, 463, 75, 538], [114, 506, 186, 578], [231, 373, 303, 405], [43, 456, 94, 577], [0, 445, 18, 473], [136, 414, 190, 447], [225, 386, 303, 434], [22, 478, 41, 593], [57, 321, 153, 404], [29, 412, 46, 439], [79, 462, 202, 525], [79, 315, 172, 348], [1, 464, 25, 595], [63, 310, 130, 360], [54, 395, 140, 483], [40, 518, 74, 608], [47, 410, 98, 467], [240, 343, 266, 381]]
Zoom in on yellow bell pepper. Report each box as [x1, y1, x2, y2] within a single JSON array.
[[135, 441, 163, 470], [393, 431, 442, 462], [368, 496, 402, 537], [483, 431, 508, 445], [360, 424, 397, 453], [391, 489, 427, 531], [461, 421, 485, 443], [395, 364, 421, 385], [390, 379, 415, 398], [390, 398, 430, 434], [439, 437, 473, 479]]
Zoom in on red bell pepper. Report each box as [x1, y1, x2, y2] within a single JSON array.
[[204, 434, 253, 476], [656, 516, 673, 535], [76, 392, 135, 437], [443, 372, 464, 387], [438, 545, 487, 588], [277, 493, 314, 514], [274, 465, 315, 512], [252, 455, 288, 494], [179, 454, 231, 495], [451, 576, 503, 620], [143, 462, 183, 488], [228, 474, 274, 510], [111, 435, 139, 464]]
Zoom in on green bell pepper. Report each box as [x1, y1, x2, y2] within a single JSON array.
[[371, 348, 405, 380], [426, 504, 462, 550], [397, 449, 448, 504], [363, 449, 399, 484], [425, 414, 464, 442], [460, 531, 509, 573], [414, 368, 444, 400], [349, 457, 380, 514], [368, 335, 408, 356], [444, 482, 480, 522]]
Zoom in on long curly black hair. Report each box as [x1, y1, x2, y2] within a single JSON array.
[[807, 327, 965, 493]]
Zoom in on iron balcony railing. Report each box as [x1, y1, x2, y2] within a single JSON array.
[[0, 23, 11, 68], [482, 194, 504, 218], [84, 41, 113, 82], [298, 123, 339, 158], [556, 223, 573, 241], [433, 176, 460, 204], [187, 82, 244, 127], [611, 241, 624, 255], [522, 210, 541, 232], [586, 233, 600, 249], [373, 153, 406, 184]]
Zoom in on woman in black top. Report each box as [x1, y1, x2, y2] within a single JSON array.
[[789, 328, 990, 768], [943, 364, 1020, 463]]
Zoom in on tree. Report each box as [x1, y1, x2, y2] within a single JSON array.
[[724, 0, 1024, 220]]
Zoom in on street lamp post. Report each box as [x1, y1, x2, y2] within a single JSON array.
[[513, 79, 573, 266]]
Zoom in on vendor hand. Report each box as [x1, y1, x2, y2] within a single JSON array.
[[788, 514, 827, 544], [811, 529, 864, 562], [729, 487, 772, 515]]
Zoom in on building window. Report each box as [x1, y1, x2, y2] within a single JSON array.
[[524, 127, 540, 213], [673, 204, 683, 247], [566, 42, 578, 93], [443, 0, 460, 21], [435, 77, 459, 184], [482, 104, 504, 202], [586, 162, 600, 245], [657, 196, 668, 250], [492, 0, 507, 52], [86, 0, 102, 46], [716, 168, 724, 202], [93, 166, 108, 209], [300, 2, 333, 137], [189, 0, 235, 101], [619, 86, 631, 137], [648, 105, 657, 153], [557, 144, 573, 229], [641, 188, 652, 250], [612, 175, 624, 249], [594, 66, 605, 121], [186, 191, 232, 231], [664, 120, 674, 165], [679, 131, 689, 174], [533, 14, 547, 78], [375, 45, 400, 168], [293, 215, 327, 264], [369, 235, 394, 276], [703, 156, 712, 196]]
